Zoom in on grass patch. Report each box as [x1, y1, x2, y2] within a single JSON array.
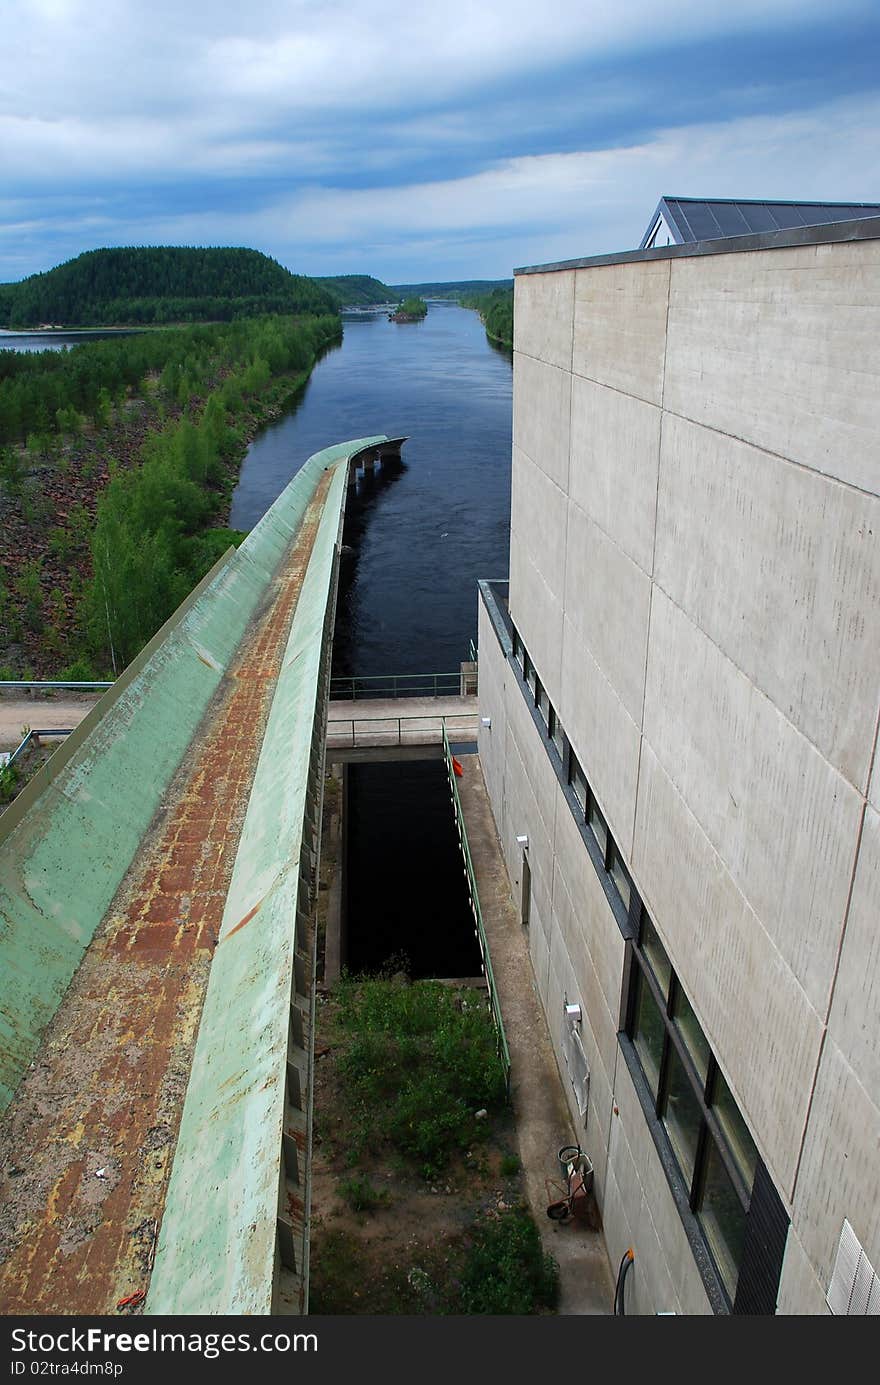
[[457, 1208, 558, 1314], [336, 1174, 390, 1213], [335, 975, 507, 1178]]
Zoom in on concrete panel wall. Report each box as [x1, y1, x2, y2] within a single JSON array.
[[792, 1036, 880, 1284], [494, 232, 880, 1312], [664, 240, 880, 494], [569, 375, 660, 575], [514, 268, 575, 371], [643, 590, 862, 1012], [828, 805, 880, 1098], [572, 259, 670, 405], [513, 353, 571, 491], [655, 413, 880, 788], [777, 1228, 831, 1316], [564, 501, 651, 726], [508, 531, 565, 705], [632, 742, 822, 1195], [559, 614, 641, 859], [476, 595, 508, 824]]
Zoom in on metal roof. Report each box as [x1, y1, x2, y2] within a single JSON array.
[[641, 197, 880, 248]]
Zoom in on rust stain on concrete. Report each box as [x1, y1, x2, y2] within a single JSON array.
[[221, 897, 264, 944], [0, 474, 332, 1315]]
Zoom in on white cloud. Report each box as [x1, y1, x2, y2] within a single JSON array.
[[40, 90, 876, 279]]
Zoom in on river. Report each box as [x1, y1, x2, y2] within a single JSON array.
[[230, 301, 512, 676], [229, 301, 512, 975]]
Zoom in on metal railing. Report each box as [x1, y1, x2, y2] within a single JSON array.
[[329, 672, 463, 700], [0, 681, 113, 693], [326, 711, 477, 749], [442, 726, 511, 1097]]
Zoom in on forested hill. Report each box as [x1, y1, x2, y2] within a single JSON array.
[[0, 247, 338, 327], [389, 279, 513, 299], [315, 275, 393, 306]]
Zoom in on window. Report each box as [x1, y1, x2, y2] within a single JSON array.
[[697, 1141, 747, 1302], [569, 754, 588, 812], [672, 983, 711, 1089], [640, 912, 672, 998], [632, 969, 664, 1101], [536, 681, 550, 727], [660, 1046, 703, 1187], [624, 911, 787, 1312], [608, 841, 632, 915], [549, 707, 564, 761], [586, 796, 607, 858]]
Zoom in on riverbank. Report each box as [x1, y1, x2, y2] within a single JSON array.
[[0, 316, 341, 678]]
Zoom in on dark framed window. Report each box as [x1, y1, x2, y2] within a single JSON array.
[[548, 706, 564, 761], [536, 681, 550, 727], [624, 907, 787, 1312], [569, 753, 588, 812], [586, 795, 607, 858], [608, 840, 632, 915]]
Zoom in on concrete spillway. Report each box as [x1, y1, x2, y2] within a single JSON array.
[[0, 436, 397, 1316]]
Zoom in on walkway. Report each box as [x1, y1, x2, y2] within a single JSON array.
[[327, 693, 478, 753], [455, 751, 614, 1315], [0, 695, 101, 749]]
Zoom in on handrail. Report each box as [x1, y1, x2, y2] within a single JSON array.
[[0, 681, 113, 692], [329, 672, 462, 700], [442, 726, 512, 1098], [326, 711, 476, 748]]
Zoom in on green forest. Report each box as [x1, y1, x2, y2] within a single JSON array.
[[0, 246, 337, 327], [461, 287, 513, 350], [316, 275, 393, 306], [0, 312, 341, 677], [392, 297, 428, 320], [390, 279, 512, 299]]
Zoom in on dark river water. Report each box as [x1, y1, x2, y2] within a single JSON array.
[[230, 302, 512, 675], [231, 302, 512, 977]]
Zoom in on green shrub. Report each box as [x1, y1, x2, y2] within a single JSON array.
[[336, 1175, 390, 1213], [456, 1209, 558, 1315], [336, 977, 507, 1174]]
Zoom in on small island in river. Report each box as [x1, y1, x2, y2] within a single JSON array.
[[389, 296, 428, 322]]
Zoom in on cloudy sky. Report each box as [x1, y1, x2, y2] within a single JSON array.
[[2, 0, 879, 284]]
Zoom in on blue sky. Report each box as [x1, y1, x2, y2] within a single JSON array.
[[2, 0, 879, 284]]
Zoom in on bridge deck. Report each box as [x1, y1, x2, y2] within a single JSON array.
[[327, 693, 478, 750]]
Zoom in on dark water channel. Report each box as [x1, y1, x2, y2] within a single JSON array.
[[243, 303, 515, 978]]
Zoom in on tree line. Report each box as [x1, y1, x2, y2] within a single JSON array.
[[460, 288, 513, 350], [0, 313, 341, 676], [0, 246, 338, 328]]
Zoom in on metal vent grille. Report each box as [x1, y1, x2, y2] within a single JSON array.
[[827, 1219, 880, 1315]]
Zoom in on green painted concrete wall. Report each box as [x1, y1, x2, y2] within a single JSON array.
[[0, 438, 386, 1113], [146, 446, 351, 1314]]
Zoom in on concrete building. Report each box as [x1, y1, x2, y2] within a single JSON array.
[[476, 211, 880, 1313]]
